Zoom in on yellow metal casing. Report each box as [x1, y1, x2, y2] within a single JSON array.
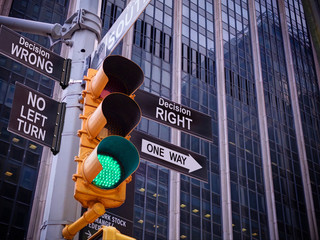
[[88, 226, 135, 240]]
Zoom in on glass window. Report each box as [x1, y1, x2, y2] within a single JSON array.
[[4, 161, 20, 184], [162, 70, 170, 88], [17, 187, 33, 204], [182, 5, 189, 17], [4, 84, 15, 108], [155, 8, 163, 22], [0, 197, 13, 223], [0, 182, 16, 199], [191, 29, 198, 42], [20, 166, 37, 190], [0, 80, 8, 104], [182, 24, 189, 38], [10, 145, 24, 162]]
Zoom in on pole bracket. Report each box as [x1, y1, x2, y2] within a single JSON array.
[[60, 8, 102, 41], [51, 102, 67, 155]]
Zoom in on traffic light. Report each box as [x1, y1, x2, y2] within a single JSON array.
[[88, 226, 135, 240], [62, 55, 143, 239], [75, 55, 144, 208]]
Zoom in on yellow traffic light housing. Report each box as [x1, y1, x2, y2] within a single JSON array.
[[62, 56, 144, 239], [74, 55, 144, 209], [88, 226, 135, 240]]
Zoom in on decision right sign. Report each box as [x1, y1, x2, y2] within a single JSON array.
[[135, 89, 213, 142]]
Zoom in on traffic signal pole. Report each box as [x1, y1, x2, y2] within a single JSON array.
[[39, 1, 102, 239]]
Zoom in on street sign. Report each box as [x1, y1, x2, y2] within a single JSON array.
[[0, 25, 71, 88], [8, 82, 65, 154], [131, 130, 208, 182], [79, 174, 135, 239], [135, 89, 213, 142], [90, 0, 151, 68]]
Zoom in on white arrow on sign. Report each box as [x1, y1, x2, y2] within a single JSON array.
[[141, 139, 202, 173]]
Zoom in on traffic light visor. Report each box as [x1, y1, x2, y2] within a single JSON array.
[[101, 93, 141, 137], [101, 55, 144, 95]]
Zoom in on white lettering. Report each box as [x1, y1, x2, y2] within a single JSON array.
[[29, 52, 37, 65], [155, 107, 193, 130], [41, 115, 47, 127], [177, 114, 185, 128], [27, 92, 37, 108], [116, 20, 125, 38], [156, 107, 164, 120], [27, 92, 46, 111], [159, 97, 164, 106], [112, 216, 126, 227], [27, 108, 35, 122], [125, 7, 133, 24], [19, 36, 25, 45], [20, 105, 27, 119], [158, 97, 191, 117], [21, 48, 29, 61], [16, 118, 46, 140], [108, 32, 116, 50], [17, 118, 24, 131], [11, 43, 22, 56], [185, 117, 193, 130], [168, 112, 176, 125], [38, 128, 46, 141], [10, 38, 53, 74], [36, 97, 46, 111], [45, 61, 53, 74]]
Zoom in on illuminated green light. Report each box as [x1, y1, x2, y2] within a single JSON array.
[[92, 154, 122, 189]]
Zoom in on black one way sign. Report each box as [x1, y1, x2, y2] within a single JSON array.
[[131, 130, 208, 182], [8, 82, 65, 154]]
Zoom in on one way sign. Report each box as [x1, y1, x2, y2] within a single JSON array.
[[131, 130, 208, 182], [141, 139, 202, 173]]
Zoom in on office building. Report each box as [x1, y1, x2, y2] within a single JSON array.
[[0, 0, 319, 239], [0, 0, 70, 239]]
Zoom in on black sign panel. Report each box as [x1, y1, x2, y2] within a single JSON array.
[[135, 89, 213, 141], [8, 82, 60, 147], [79, 175, 135, 239], [0, 25, 68, 83], [131, 130, 208, 182]]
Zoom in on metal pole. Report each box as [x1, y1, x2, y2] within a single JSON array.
[[39, 1, 102, 239], [214, 0, 233, 239], [169, 0, 182, 239], [0, 16, 62, 38]]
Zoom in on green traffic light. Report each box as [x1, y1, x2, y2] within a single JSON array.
[[87, 135, 139, 190], [92, 154, 122, 189]]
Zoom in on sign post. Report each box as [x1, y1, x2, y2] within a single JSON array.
[[8, 82, 65, 154]]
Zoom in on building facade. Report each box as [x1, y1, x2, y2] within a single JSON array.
[[0, 0, 70, 239], [0, 0, 319, 240]]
